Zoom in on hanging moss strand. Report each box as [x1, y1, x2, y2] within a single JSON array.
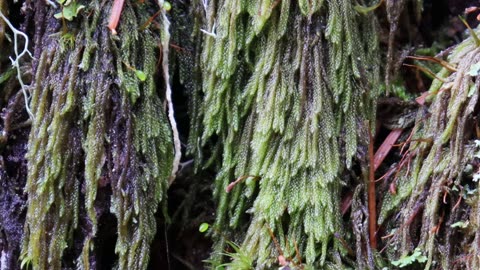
[[21, 1, 174, 269], [192, 0, 380, 268], [378, 29, 480, 270]]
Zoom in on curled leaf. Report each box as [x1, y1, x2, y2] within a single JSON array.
[[391, 248, 427, 267], [354, 0, 383, 14], [54, 2, 85, 21], [450, 221, 468, 228]]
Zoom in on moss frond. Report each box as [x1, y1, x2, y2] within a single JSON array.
[[21, 1, 173, 269], [191, 0, 380, 267], [379, 26, 480, 270]]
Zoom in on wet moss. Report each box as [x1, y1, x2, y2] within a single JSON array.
[[190, 0, 380, 267], [20, 1, 173, 269], [379, 28, 480, 269]]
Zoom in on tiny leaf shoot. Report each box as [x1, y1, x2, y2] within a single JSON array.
[[135, 70, 147, 82], [54, 1, 85, 21], [199, 223, 210, 233], [163, 1, 171, 11]]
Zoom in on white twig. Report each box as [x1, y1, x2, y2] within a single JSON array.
[[0, 11, 34, 118], [200, 0, 217, 38], [1, 250, 9, 270], [202, 0, 208, 14], [200, 21, 217, 38], [45, 0, 58, 8], [158, 0, 182, 184]]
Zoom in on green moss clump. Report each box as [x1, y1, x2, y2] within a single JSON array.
[[21, 1, 173, 269], [190, 0, 380, 267], [379, 28, 480, 270]]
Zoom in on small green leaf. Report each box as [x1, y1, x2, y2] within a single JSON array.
[[163, 1, 172, 11], [391, 248, 427, 268], [416, 255, 427, 263], [135, 70, 147, 82], [54, 2, 85, 21], [354, 0, 383, 14], [0, 67, 15, 85], [199, 223, 209, 233]]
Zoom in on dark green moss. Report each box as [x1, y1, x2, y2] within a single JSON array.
[[190, 0, 380, 268], [21, 1, 173, 269]]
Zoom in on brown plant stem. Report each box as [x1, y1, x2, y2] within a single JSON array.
[[368, 127, 377, 249]]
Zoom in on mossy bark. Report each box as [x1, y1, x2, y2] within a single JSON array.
[[379, 30, 480, 270], [2, 1, 174, 269], [186, 0, 479, 269]]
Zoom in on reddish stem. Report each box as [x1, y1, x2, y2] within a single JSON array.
[[373, 129, 403, 171], [225, 175, 260, 193], [368, 128, 377, 249], [108, 0, 125, 35], [140, 9, 162, 31]]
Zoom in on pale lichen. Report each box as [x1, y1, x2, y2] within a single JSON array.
[[0, 9, 34, 118]]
